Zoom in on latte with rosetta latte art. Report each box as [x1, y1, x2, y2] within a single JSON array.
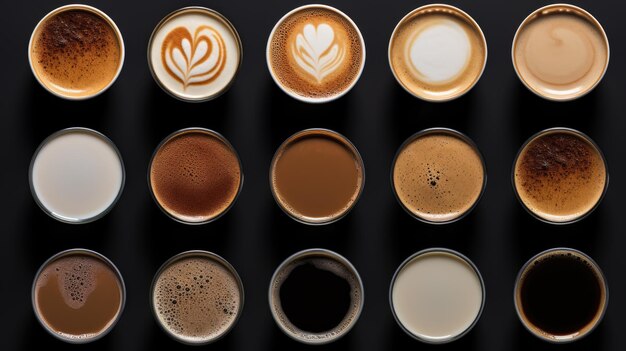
[[267, 5, 365, 102], [148, 7, 242, 102]]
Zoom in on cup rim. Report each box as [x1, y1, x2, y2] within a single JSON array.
[[146, 6, 243, 103], [147, 127, 244, 225], [31, 248, 127, 344], [390, 127, 487, 224], [387, 3, 488, 102], [28, 4, 125, 100], [267, 248, 364, 345], [269, 128, 365, 225], [388, 248, 486, 344], [510, 127, 609, 225], [510, 3, 610, 102], [149, 250, 245, 345], [265, 4, 366, 103], [28, 127, 126, 224], [513, 247, 609, 343]]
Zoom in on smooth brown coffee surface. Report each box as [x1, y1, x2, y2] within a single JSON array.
[[389, 6, 486, 101], [513, 6, 608, 100], [393, 131, 484, 223], [268, 6, 364, 100], [271, 130, 363, 223], [34, 254, 123, 340], [152, 256, 242, 343], [149, 130, 241, 223], [514, 131, 606, 223], [31, 8, 122, 98]]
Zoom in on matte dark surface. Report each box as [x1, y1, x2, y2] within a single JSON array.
[[1, 0, 624, 350]]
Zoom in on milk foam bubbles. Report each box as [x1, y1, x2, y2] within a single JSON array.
[[408, 20, 470, 83]]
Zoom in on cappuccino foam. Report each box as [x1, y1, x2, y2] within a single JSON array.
[[389, 6, 486, 101], [152, 256, 242, 343], [268, 6, 364, 100]]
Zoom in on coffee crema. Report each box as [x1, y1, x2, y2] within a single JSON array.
[[513, 129, 607, 223], [267, 5, 365, 102], [33, 250, 124, 342], [389, 5, 487, 101], [392, 129, 485, 223], [512, 4, 609, 101], [149, 7, 242, 101], [152, 252, 243, 344], [270, 129, 364, 224], [29, 5, 123, 99], [149, 129, 242, 224], [515, 249, 607, 342], [269, 249, 363, 344]]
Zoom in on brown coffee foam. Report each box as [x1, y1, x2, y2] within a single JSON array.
[[514, 131, 606, 222], [270, 256, 362, 341], [513, 8, 608, 100], [31, 9, 121, 97], [34, 254, 123, 339], [153, 256, 241, 342], [393, 132, 484, 222], [268, 7, 363, 99], [389, 9, 486, 100], [149, 130, 241, 223]]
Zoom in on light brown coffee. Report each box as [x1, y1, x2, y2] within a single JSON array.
[[270, 130, 364, 224], [30, 6, 123, 98], [389, 5, 486, 101], [513, 5, 609, 100], [152, 253, 242, 344], [267, 5, 364, 101], [33, 252, 124, 341], [392, 130, 485, 223], [513, 130, 607, 223]]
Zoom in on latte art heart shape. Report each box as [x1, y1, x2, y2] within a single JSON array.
[[161, 26, 227, 90], [292, 23, 345, 83]]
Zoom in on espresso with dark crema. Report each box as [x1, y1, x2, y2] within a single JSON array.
[[269, 251, 363, 343], [31, 8, 122, 98], [514, 130, 607, 223], [33, 252, 123, 341], [271, 130, 364, 224], [149, 129, 242, 223], [152, 254, 242, 344], [516, 250, 607, 340]]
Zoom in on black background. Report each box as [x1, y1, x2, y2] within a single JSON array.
[[2, 0, 624, 350]]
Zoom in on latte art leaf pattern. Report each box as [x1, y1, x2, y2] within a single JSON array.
[[292, 23, 345, 83], [161, 26, 227, 90]]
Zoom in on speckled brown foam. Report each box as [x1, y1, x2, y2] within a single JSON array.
[[149, 130, 241, 223]]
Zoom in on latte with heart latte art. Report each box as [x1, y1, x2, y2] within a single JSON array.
[[267, 5, 365, 102], [148, 7, 242, 102]]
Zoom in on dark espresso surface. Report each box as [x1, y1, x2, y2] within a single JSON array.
[[5, 0, 626, 351], [279, 261, 352, 333], [518, 252, 604, 336], [149, 130, 241, 223]]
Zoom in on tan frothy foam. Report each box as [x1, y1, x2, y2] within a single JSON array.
[[513, 5, 609, 100], [389, 5, 486, 101], [392, 131, 485, 223], [268, 6, 364, 100], [153, 256, 241, 343]]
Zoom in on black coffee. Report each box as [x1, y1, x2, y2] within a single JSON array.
[[279, 261, 351, 332], [518, 252, 604, 336]]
